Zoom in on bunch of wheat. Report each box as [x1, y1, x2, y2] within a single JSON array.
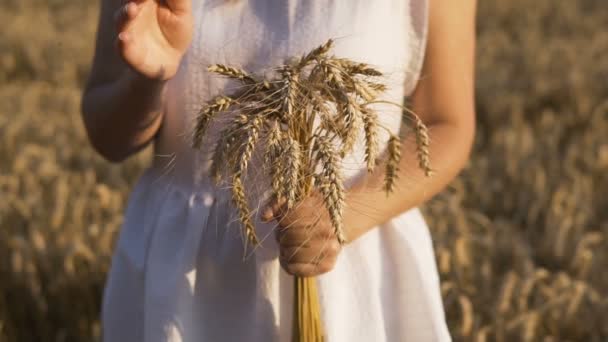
[[192, 38, 432, 246], [191, 38, 432, 342]]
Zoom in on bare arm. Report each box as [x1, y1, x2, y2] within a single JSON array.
[[261, 0, 477, 277], [81, 0, 193, 162], [342, 0, 477, 241]]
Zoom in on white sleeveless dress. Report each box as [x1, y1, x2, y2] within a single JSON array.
[[101, 0, 451, 341]]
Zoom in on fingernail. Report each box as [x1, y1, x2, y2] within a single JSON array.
[[261, 207, 273, 222], [118, 31, 131, 42], [127, 2, 139, 14]]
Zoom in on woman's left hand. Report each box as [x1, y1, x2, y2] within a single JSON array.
[[261, 193, 342, 277]]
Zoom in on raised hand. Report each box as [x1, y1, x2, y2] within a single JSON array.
[[262, 194, 343, 277], [114, 0, 194, 80]]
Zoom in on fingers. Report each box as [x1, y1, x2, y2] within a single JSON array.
[[261, 205, 275, 222], [281, 261, 336, 277], [277, 225, 341, 277], [113, 2, 147, 69], [260, 197, 287, 222], [115, 29, 149, 75], [114, 2, 141, 33], [275, 216, 327, 245], [280, 240, 340, 264], [263, 193, 342, 276], [279, 240, 339, 276], [166, 0, 192, 14]]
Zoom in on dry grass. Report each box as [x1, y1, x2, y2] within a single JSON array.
[[0, 0, 607, 341]]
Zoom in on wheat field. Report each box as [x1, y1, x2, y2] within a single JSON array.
[[1, 0, 607, 341]]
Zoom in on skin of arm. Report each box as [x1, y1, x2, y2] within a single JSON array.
[[264, 0, 478, 277], [81, 0, 193, 162], [342, 0, 477, 241]]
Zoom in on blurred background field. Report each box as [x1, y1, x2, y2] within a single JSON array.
[[1, 0, 607, 341]]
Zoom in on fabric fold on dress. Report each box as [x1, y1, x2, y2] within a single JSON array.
[[101, 0, 451, 341]]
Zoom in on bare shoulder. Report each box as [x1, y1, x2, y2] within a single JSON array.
[[410, 0, 477, 128]]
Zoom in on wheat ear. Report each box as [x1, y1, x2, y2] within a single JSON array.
[[281, 136, 302, 209], [314, 135, 346, 244], [360, 106, 379, 172], [208, 64, 258, 85], [265, 121, 285, 201], [193, 95, 233, 149], [383, 135, 402, 193], [339, 96, 362, 157], [231, 174, 259, 246], [335, 58, 383, 76], [230, 116, 263, 246], [406, 110, 434, 177], [295, 38, 334, 71]]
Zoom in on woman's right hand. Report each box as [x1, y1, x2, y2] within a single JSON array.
[[114, 0, 194, 80]]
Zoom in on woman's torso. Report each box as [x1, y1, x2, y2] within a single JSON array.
[[103, 1, 449, 341]]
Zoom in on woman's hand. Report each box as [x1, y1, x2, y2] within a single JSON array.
[[114, 0, 194, 80], [262, 194, 343, 277], [82, 0, 194, 162]]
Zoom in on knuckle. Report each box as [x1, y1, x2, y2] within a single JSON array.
[[277, 231, 295, 247], [299, 268, 315, 277], [281, 247, 296, 260], [319, 224, 335, 238], [328, 241, 341, 255], [285, 263, 302, 276], [317, 262, 335, 275], [279, 259, 292, 274]]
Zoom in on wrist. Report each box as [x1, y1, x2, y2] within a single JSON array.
[[117, 68, 168, 125], [341, 169, 393, 243], [123, 67, 170, 89], [342, 189, 376, 244]]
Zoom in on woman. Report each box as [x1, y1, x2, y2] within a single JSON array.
[[81, 0, 476, 341]]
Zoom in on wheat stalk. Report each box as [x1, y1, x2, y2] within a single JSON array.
[[193, 36, 432, 282]]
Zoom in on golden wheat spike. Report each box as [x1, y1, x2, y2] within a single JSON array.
[[265, 121, 285, 199], [239, 117, 262, 172], [231, 174, 259, 247], [313, 135, 346, 243], [209, 133, 231, 184], [295, 38, 335, 71], [335, 58, 383, 77], [350, 79, 380, 102], [230, 116, 263, 246], [360, 106, 379, 172], [383, 135, 402, 193], [192, 96, 234, 149], [281, 69, 299, 124], [366, 81, 388, 93], [338, 96, 362, 157], [281, 136, 302, 209], [403, 109, 434, 177], [208, 64, 258, 84]]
